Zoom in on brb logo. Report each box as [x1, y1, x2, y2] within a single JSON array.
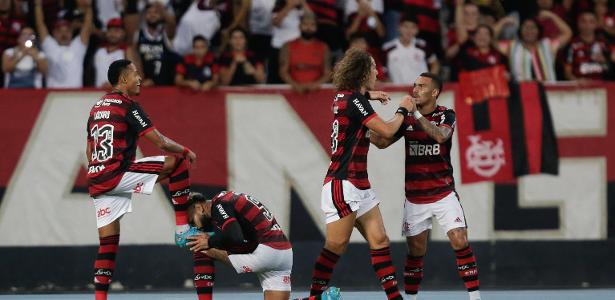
[[465, 134, 505, 178], [97, 207, 111, 218]]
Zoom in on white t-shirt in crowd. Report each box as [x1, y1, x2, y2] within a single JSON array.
[[344, 0, 383, 20], [96, 0, 122, 30], [3, 47, 46, 88], [250, 0, 275, 36], [384, 38, 435, 85], [42, 36, 87, 88], [271, 7, 302, 49], [94, 47, 126, 87], [173, 1, 220, 55]]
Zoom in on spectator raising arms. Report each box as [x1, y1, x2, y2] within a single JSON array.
[[218, 27, 266, 85], [279, 12, 331, 93], [175, 35, 218, 91], [498, 11, 571, 83], [34, 0, 92, 88], [2, 26, 48, 88], [173, 0, 221, 55], [446, 0, 480, 60]]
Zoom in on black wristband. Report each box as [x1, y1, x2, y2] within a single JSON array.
[[396, 107, 409, 116], [364, 91, 371, 99]]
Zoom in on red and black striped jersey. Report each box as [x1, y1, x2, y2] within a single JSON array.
[[210, 191, 291, 253], [86, 92, 155, 197], [566, 36, 611, 80], [324, 91, 377, 190], [398, 105, 456, 204]]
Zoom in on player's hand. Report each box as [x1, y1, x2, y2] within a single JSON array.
[[187, 232, 210, 252], [366, 90, 390, 104], [188, 80, 200, 91], [185, 149, 197, 166], [399, 95, 415, 112]]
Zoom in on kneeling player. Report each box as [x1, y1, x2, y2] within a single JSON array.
[[186, 191, 293, 300]]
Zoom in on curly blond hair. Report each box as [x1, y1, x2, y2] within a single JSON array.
[[332, 48, 372, 92]]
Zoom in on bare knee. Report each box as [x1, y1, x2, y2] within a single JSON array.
[[447, 228, 468, 250], [406, 232, 428, 256], [369, 232, 390, 249], [325, 236, 351, 255]]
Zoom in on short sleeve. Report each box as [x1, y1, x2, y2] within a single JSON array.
[[439, 109, 456, 130], [125, 102, 155, 136], [394, 116, 412, 138], [347, 93, 377, 125]]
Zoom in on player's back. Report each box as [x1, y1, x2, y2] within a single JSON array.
[[402, 105, 456, 204], [324, 91, 377, 190], [213, 191, 291, 251], [86, 92, 154, 196]]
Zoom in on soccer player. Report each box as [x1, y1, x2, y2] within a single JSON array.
[[308, 48, 413, 300], [185, 191, 293, 300], [370, 73, 481, 300], [86, 59, 198, 300]]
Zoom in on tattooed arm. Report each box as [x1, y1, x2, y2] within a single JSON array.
[[413, 113, 453, 144]]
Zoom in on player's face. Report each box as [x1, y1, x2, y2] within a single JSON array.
[[124, 63, 142, 96], [366, 57, 378, 90], [412, 76, 437, 106]]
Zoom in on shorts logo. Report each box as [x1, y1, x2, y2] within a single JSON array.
[[242, 266, 253, 273], [403, 222, 411, 231], [97, 207, 111, 218], [454, 217, 463, 223], [282, 276, 290, 284], [133, 182, 144, 193]]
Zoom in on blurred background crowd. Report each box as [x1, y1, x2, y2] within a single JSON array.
[[0, 0, 613, 91]]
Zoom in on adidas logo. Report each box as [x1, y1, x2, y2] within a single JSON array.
[[454, 217, 462, 223]]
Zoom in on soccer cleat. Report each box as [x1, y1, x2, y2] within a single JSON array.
[[321, 286, 342, 300], [175, 226, 201, 248]]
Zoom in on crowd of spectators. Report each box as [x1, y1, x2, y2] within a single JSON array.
[[0, 0, 614, 90]]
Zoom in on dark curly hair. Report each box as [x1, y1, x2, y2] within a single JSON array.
[[332, 48, 373, 92]]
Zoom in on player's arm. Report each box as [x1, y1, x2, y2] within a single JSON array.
[[207, 203, 248, 249], [363, 95, 414, 139], [143, 129, 196, 163], [126, 102, 197, 163], [86, 139, 92, 163], [413, 109, 455, 144]]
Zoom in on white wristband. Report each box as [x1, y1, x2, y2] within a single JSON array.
[[413, 111, 423, 119]]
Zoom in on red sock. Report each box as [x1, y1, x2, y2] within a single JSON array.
[[193, 252, 215, 300], [370, 247, 402, 300], [94, 234, 119, 300], [455, 246, 479, 292], [309, 248, 339, 296], [404, 255, 424, 294], [169, 157, 190, 226]]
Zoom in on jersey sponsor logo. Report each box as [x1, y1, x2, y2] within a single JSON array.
[[465, 134, 506, 178], [94, 99, 122, 107], [97, 207, 111, 218], [216, 204, 229, 220], [352, 98, 369, 116], [409, 141, 441, 156], [88, 165, 106, 174], [94, 111, 110, 120], [132, 110, 148, 128]]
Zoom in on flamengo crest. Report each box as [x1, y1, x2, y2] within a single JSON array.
[[465, 135, 506, 178]]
